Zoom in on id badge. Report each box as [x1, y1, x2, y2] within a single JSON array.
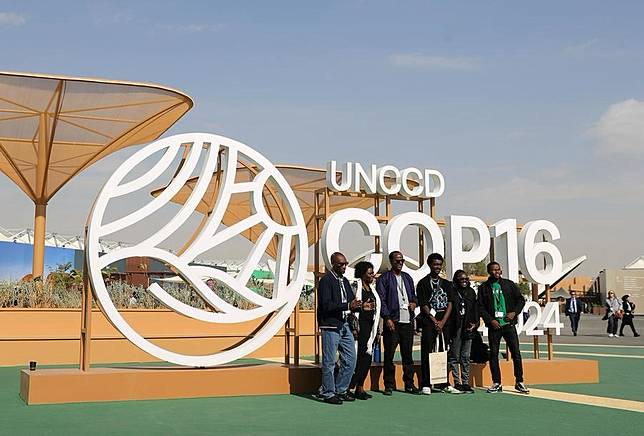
[[495, 311, 504, 318], [430, 308, 437, 317]]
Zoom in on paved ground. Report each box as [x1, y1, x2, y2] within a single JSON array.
[[553, 314, 641, 346]]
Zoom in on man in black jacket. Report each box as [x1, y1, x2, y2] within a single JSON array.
[[478, 261, 529, 394], [416, 253, 455, 394], [317, 252, 370, 404]]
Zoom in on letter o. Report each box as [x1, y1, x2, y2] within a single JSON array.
[[382, 212, 444, 284], [321, 208, 383, 276]]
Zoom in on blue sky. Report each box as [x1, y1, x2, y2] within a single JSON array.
[[1, 1, 643, 275]]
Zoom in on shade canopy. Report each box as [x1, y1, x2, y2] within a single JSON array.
[[0, 71, 193, 278], [0, 71, 193, 203], [153, 164, 376, 259]]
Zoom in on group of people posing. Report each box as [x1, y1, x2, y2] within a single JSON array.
[[317, 250, 529, 405]]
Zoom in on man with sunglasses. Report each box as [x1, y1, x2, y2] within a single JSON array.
[[376, 251, 420, 396], [317, 252, 365, 404]]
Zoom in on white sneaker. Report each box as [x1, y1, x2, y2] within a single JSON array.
[[608, 334, 614, 337], [421, 387, 432, 395], [444, 385, 463, 394]]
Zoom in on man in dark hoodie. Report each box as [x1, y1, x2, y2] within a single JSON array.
[[477, 261, 529, 394]]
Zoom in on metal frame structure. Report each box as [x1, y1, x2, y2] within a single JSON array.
[[308, 187, 437, 364]]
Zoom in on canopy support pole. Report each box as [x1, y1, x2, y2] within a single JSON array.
[[32, 112, 49, 279], [80, 226, 93, 371], [32, 203, 47, 279]]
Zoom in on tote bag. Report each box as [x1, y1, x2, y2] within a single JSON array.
[[428, 332, 448, 385]]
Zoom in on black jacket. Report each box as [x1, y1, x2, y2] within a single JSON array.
[[477, 277, 525, 327], [565, 297, 584, 316], [416, 276, 454, 328], [317, 271, 355, 329], [452, 285, 479, 336]]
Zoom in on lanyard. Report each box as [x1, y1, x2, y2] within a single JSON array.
[[397, 277, 408, 305], [493, 286, 503, 307]]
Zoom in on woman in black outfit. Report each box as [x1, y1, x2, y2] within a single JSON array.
[[619, 295, 640, 337], [350, 261, 381, 400]]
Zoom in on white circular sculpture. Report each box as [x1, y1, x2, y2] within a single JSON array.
[[86, 133, 308, 367]]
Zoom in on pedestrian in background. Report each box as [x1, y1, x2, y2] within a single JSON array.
[[565, 290, 584, 336], [604, 291, 621, 338], [619, 295, 639, 337]]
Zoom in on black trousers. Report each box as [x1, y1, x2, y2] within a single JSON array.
[[568, 313, 580, 333], [488, 324, 523, 384], [420, 322, 447, 388], [351, 319, 374, 388], [382, 321, 415, 390], [620, 316, 638, 336]]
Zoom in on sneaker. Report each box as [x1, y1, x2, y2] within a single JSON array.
[[337, 392, 355, 402], [635, 333, 640, 337], [486, 383, 503, 393], [323, 395, 343, 405], [608, 334, 614, 337], [404, 385, 422, 395], [515, 382, 530, 394], [619, 333, 624, 337], [444, 385, 463, 394], [421, 387, 432, 395], [383, 388, 393, 396], [461, 384, 475, 394]]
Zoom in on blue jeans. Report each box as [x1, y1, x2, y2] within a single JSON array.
[[320, 321, 357, 399]]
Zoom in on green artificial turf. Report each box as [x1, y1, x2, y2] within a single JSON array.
[[1, 346, 642, 435]]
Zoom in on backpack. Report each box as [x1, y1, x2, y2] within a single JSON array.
[[469, 331, 489, 363]]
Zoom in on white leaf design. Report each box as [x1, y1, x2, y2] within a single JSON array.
[[86, 133, 308, 367]]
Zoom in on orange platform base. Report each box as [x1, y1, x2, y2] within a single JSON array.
[[20, 358, 599, 405]]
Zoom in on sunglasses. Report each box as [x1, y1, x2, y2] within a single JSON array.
[[392, 258, 405, 263]]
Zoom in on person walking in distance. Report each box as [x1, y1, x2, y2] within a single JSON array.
[[376, 251, 420, 396], [478, 262, 529, 394], [619, 295, 640, 337], [605, 291, 621, 338], [317, 252, 363, 404], [565, 291, 584, 336]]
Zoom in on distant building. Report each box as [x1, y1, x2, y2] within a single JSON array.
[[0, 226, 226, 285], [549, 275, 594, 300], [590, 256, 644, 313]]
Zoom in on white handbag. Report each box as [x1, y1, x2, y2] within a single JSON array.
[[428, 332, 448, 385]]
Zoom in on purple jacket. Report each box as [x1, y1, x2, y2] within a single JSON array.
[[376, 270, 417, 321]]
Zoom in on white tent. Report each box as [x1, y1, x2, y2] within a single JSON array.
[[624, 256, 644, 270]]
